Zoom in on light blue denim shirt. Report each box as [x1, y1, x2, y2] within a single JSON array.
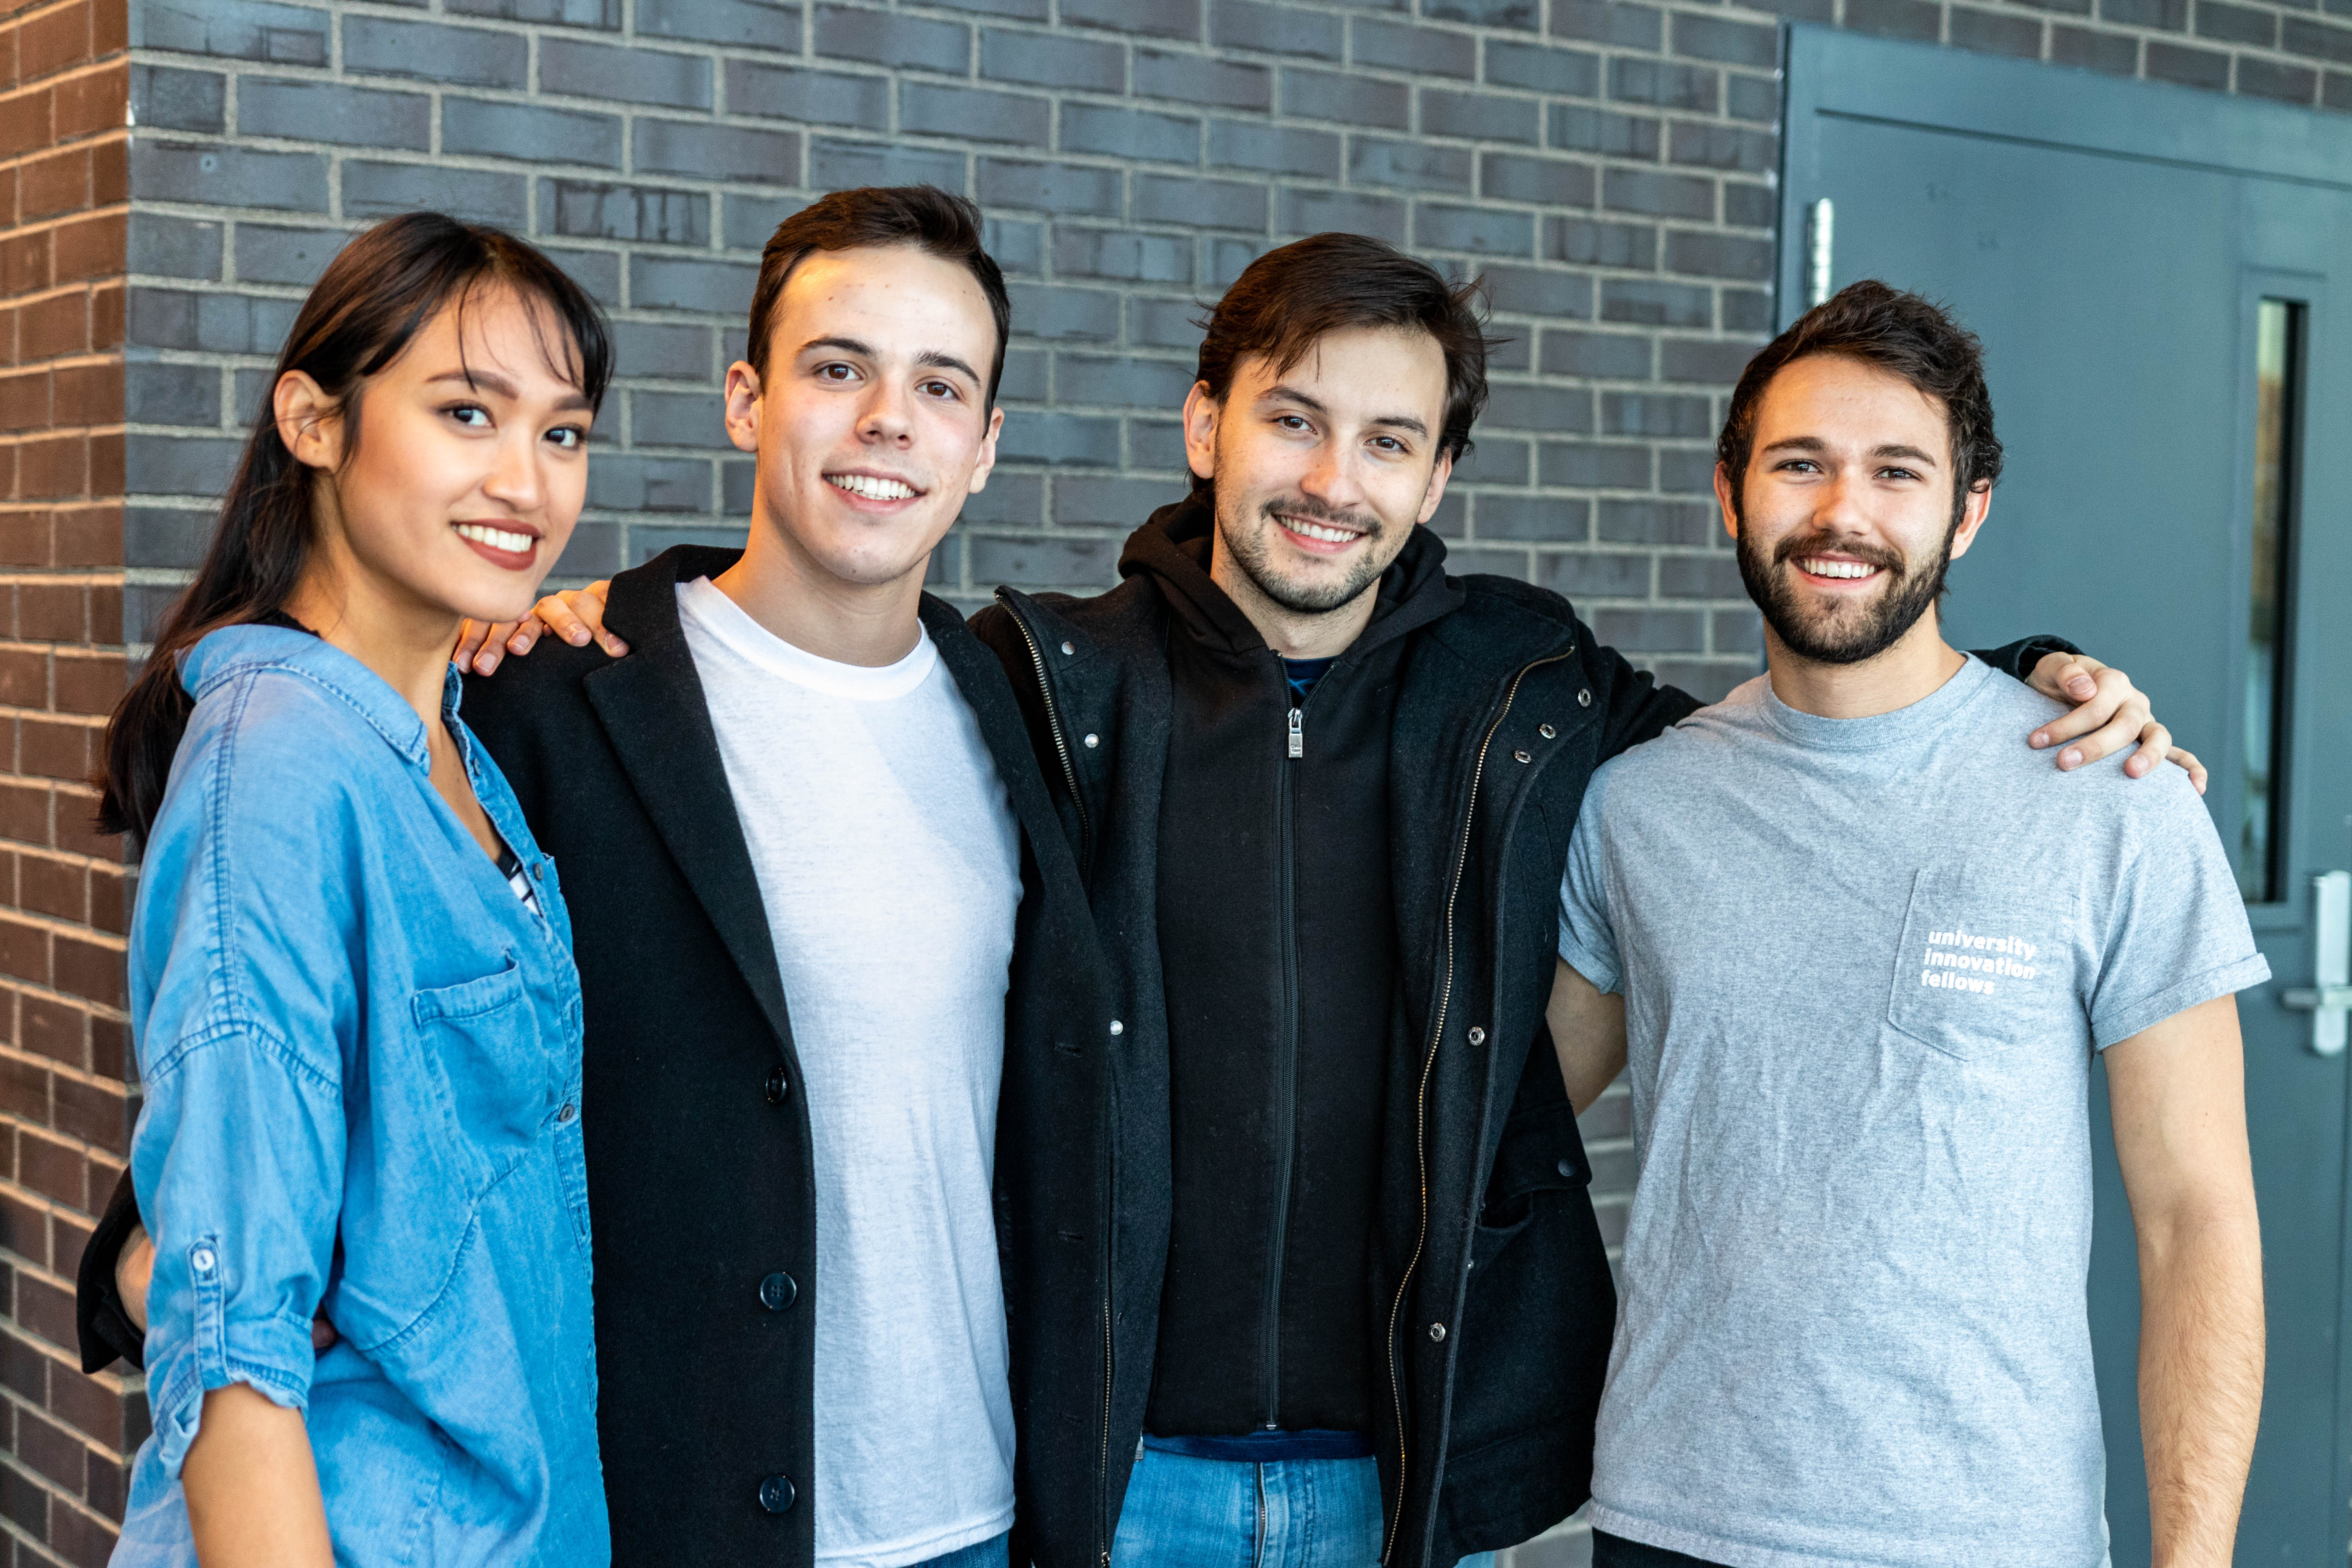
[[114, 625, 607, 1566]]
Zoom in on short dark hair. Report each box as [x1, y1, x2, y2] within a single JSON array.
[[1192, 233, 1494, 488], [1717, 279, 2002, 525], [745, 185, 1010, 409]]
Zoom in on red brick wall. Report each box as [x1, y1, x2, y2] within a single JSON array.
[[0, 0, 138, 1561]]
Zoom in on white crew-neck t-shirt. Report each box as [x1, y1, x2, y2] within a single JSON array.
[[677, 577, 1022, 1568]]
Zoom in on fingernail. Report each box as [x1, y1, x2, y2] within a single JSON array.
[[2067, 678, 2095, 697], [2030, 731, 2048, 748], [570, 629, 589, 645], [2060, 748, 2081, 768]]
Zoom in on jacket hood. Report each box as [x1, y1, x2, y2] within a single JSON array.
[[1116, 489, 1465, 662]]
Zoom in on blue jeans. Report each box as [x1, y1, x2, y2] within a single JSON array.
[[916, 1533, 1009, 1568], [1110, 1445, 1497, 1568]]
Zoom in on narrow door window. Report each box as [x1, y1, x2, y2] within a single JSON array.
[[2239, 299, 2302, 903]]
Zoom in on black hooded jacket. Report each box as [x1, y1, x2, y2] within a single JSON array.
[[1142, 515, 1458, 1439], [970, 494, 2070, 1568]]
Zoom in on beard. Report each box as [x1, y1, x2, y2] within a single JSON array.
[[1734, 513, 1960, 666], [1216, 490, 1391, 615]]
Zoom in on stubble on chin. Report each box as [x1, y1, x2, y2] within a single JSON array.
[[1215, 498, 1389, 617]]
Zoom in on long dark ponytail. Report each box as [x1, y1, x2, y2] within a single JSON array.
[[98, 212, 613, 846]]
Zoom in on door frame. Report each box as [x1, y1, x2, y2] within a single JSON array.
[[1775, 23, 2352, 1550], [1777, 25, 2352, 330]]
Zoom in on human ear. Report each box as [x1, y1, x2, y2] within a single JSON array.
[[966, 405, 1004, 495], [274, 371, 344, 474], [723, 361, 763, 455], [1947, 479, 1994, 561], [1714, 462, 1740, 543], [1415, 449, 1454, 526], [1182, 381, 1220, 484]]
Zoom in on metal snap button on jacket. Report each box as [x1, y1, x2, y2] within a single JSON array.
[[1467, 1026, 1486, 1046], [759, 1271, 797, 1312], [763, 1065, 788, 1104], [757, 1474, 795, 1514], [1428, 1322, 1447, 1343]]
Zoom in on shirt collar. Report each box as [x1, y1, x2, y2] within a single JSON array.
[[179, 624, 451, 772]]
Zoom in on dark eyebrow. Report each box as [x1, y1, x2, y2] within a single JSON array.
[[1258, 383, 1430, 439], [916, 350, 982, 385], [425, 368, 592, 414], [428, 368, 516, 397], [1759, 434, 1940, 468], [804, 337, 979, 386]]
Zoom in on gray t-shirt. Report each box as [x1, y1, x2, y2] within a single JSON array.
[[1556, 655, 2268, 1568]]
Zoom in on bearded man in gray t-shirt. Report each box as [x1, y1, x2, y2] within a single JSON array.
[[1548, 282, 2268, 1568]]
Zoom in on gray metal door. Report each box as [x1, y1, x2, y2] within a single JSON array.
[[1781, 28, 2352, 1564]]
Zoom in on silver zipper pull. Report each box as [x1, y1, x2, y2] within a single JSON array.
[[1287, 707, 1303, 759]]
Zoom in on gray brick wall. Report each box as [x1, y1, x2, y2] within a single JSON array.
[[16, 0, 2340, 1560], [114, 0, 2352, 695]]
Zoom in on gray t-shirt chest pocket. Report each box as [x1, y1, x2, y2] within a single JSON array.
[[1887, 860, 2081, 1060]]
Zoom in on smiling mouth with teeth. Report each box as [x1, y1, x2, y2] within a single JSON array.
[[827, 473, 921, 502], [1795, 557, 1882, 580], [1279, 514, 1364, 546], [455, 522, 536, 555]]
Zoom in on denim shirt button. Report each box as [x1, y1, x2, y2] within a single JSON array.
[[556, 1103, 577, 1125], [191, 1247, 216, 1275], [758, 1474, 796, 1514]]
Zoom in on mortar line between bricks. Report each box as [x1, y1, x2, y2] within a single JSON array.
[[0, 975, 133, 1031], [0, 906, 125, 947], [0, 1384, 144, 1463], [0, 1515, 82, 1568], [0, 1236, 103, 1297], [0, 57, 131, 109], [0, 1454, 127, 1535]]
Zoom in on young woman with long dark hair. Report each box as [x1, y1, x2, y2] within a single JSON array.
[[100, 212, 612, 1567]]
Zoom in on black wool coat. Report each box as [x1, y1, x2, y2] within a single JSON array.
[[460, 546, 1116, 1568], [968, 497, 2071, 1568]]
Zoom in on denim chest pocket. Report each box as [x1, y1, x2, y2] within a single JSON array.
[[410, 960, 553, 1189], [1886, 860, 2080, 1060]]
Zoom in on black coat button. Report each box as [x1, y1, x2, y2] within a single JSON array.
[[759, 1271, 797, 1311], [758, 1474, 795, 1514], [764, 1065, 789, 1104]]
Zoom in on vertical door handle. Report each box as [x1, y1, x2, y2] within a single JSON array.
[[1807, 199, 1835, 308], [2284, 869, 2351, 1056]]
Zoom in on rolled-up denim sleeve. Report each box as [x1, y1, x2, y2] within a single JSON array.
[[133, 1018, 343, 1479]]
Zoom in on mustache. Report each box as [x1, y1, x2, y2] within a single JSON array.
[[1259, 494, 1381, 536], [1771, 530, 1907, 577]]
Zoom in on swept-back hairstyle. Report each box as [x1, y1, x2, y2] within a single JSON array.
[[98, 211, 612, 846], [743, 185, 1011, 409], [1716, 279, 2003, 524], [1190, 232, 1496, 491]]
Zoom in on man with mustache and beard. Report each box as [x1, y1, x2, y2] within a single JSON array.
[[1547, 281, 2267, 1568], [494, 243, 2192, 1568]]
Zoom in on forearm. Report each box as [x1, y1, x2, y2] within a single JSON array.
[[2138, 1204, 2264, 1567], [182, 1384, 334, 1568]]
